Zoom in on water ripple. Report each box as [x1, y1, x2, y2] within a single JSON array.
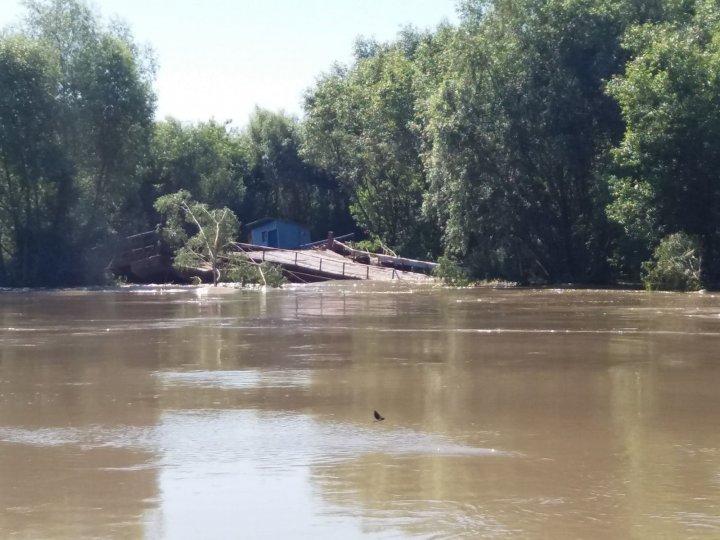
[[0, 410, 515, 467], [156, 369, 312, 389]]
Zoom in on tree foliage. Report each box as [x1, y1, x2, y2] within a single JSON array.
[[142, 119, 246, 218], [154, 190, 240, 286], [0, 0, 154, 285], [302, 34, 440, 258], [6, 0, 720, 290], [0, 35, 68, 284], [238, 108, 354, 239], [607, 1, 720, 282], [641, 232, 702, 291], [221, 259, 286, 288], [422, 0, 630, 283]]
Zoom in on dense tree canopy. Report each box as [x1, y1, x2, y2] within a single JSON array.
[[141, 119, 246, 218], [0, 0, 154, 285], [154, 189, 239, 286], [302, 32, 440, 258], [423, 0, 632, 282], [239, 108, 355, 240], [607, 0, 720, 281], [4, 0, 720, 289]]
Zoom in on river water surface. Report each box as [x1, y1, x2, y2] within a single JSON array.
[[1, 283, 720, 539]]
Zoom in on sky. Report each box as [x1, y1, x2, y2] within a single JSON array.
[[0, 0, 459, 126]]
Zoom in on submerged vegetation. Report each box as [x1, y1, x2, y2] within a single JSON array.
[[154, 190, 286, 287], [221, 259, 287, 288], [2, 0, 720, 291], [641, 233, 702, 292], [432, 257, 472, 288], [154, 190, 240, 286]]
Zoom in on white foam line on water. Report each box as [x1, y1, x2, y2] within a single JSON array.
[[154, 410, 520, 468], [1, 318, 267, 335], [366, 328, 720, 337], [156, 369, 313, 389], [0, 424, 158, 450], [261, 325, 720, 338], [0, 427, 84, 446], [0, 411, 520, 464]]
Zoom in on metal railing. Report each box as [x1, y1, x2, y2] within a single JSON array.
[[230, 242, 404, 281]]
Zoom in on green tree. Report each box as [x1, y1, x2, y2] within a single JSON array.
[[239, 107, 354, 240], [221, 260, 286, 288], [302, 33, 440, 258], [24, 0, 155, 237], [154, 190, 240, 286], [641, 232, 702, 291], [0, 0, 155, 285], [142, 119, 246, 218], [424, 0, 629, 283], [606, 0, 720, 282], [0, 35, 71, 284]]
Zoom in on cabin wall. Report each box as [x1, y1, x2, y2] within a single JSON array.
[[276, 221, 311, 248], [250, 222, 277, 247], [249, 220, 311, 248]]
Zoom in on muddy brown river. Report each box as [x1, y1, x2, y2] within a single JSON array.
[[1, 283, 720, 538]]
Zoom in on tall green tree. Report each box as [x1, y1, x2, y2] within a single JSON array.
[[142, 119, 246, 220], [240, 108, 354, 240], [24, 0, 155, 237], [0, 0, 155, 285], [606, 0, 720, 282], [302, 33, 440, 258], [0, 36, 71, 284], [424, 0, 630, 282]]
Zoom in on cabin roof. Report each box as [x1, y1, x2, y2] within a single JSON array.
[[245, 217, 309, 230]]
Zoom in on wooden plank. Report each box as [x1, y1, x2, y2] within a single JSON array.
[[375, 253, 438, 272], [235, 248, 434, 282]]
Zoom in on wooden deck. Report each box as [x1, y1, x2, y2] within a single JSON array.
[[234, 246, 435, 283], [333, 240, 439, 273]]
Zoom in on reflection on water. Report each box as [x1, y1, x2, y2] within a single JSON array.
[[2, 284, 720, 538], [157, 369, 314, 389]]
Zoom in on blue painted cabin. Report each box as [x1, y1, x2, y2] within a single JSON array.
[[247, 218, 311, 249]]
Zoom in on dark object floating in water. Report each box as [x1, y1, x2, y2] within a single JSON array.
[[374, 410, 385, 421]]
